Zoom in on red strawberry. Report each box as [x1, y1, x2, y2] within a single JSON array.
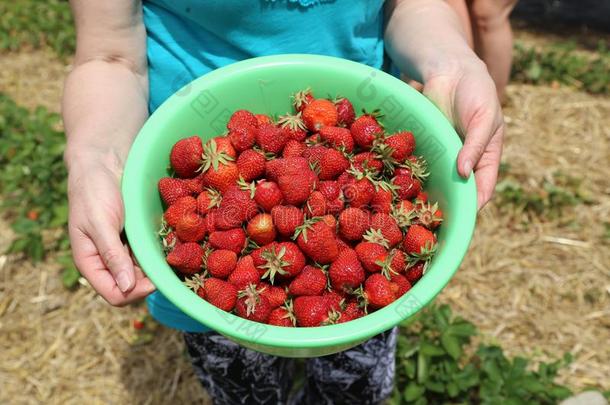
[[288, 266, 327, 296], [329, 248, 365, 292], [334, 97, 356, 127], [293, 296, 338, 327], [385, 131, 415, 161], [405, 261, 425, 283], [265, 157, 309, 182], [268, 306, 295, 327], [236, 284, 272, 323], [355, 241, 388, 272], [228, 256, 261, 289], [417, 202, 443, 229], [228, 126, 257, 153], [255, 113, 273, 126], [353, 152, 383, 174], [255, 180, 284, 212], [196, 188, 221, 215], [203, 208, 218, 234], [210, 137, 237, 159], [282, 139, 307, 157], [159, 178, 193, 206], [162, 231, 180, 252], [170, 136, 203, 178], [208, 228, 247, 254], [321, 214, 337, 229], [164, 196, 197, 227], [392, 200, 417, 229], [350, 114, 383, 149], [335, 237, 351, 253], [296, 220, 340, 264], [202, 162, 239, 193], [302, 145, 329, 168], [318, 180, 344, 214], [371, 188, 393, 214], [236, 149, 266, 181], [271, 205, 304, 236], [389, 249, 408, 274], [343, 177, 375, 208], [203, 278, 238, 311], [278, 113, 308, 142], [206, 249, 237, 279], [215, 185, 258, 229], [251, 242, 276, 270], [338, 300, 364, 323], [256, 123, 287, 154], [416, 191, 428, 204], [278, 169, 317, 205], [390, 273, 412, 296], [259, 283, 288, 308], [338, 207, 370, 241], [393, 175, 422, 201], [247, 213, 277, 246], [183, 176, 204, 194], [363, 273, 399, 309], [370, 213, 403, 248], [318, 148, 350, 181], [227, 110, 258, 131], [322, 290, 344, 311], [403, 224, 437, 256], [302, 99, 338, 132], [292, 88, 314, 112], [319, 126, 354, 153], [175, 211, 206, 242], [260, 242, 305, 283], [166, 242, 203, 274], [305, 191, 327, 217]]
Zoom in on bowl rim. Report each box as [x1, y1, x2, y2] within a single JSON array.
[[122, 54, 477, 349]]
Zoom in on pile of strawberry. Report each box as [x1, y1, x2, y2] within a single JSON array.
[[157, 88, 442, 327]]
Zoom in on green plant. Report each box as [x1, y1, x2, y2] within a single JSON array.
[[512, 41, 610, 94], [0, 0, 75, 58], [389, 304, 573, 404], [0, 93, 79, 287]]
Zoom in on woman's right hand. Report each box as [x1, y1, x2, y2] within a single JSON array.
[[66, 151, 155, 306]]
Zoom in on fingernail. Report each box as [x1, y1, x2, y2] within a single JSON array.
[[463, 159, 473, 177], [116, 271, 132, 292]]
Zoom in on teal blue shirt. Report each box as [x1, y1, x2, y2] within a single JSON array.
[[144, 0, 386, 332]]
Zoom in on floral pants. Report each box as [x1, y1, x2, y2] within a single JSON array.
[[183, 327, 398, 405]]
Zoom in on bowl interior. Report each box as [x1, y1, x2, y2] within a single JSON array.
[[123, 54, 476, 355]]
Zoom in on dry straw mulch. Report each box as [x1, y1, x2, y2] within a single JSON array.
[[0, 50, 609, 404]]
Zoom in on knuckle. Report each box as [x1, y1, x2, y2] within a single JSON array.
[[101, 248, 123, 268]]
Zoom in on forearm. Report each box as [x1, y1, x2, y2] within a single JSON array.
[[385, 0, 483, 82]]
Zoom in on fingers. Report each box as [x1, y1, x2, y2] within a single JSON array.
[[456, 107, 501, 179], [472, 127, 504, 209]]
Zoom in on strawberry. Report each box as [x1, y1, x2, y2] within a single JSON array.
[[266, 157, 309, 182], [292, 88, 314, 112], [371, 188, 393, 214], [329, 248, 365, 292], [393, 174, 422, 201], [417, 202, 443, 229], [268, 306, 295, 327], [403, 224, 437, 256], [338, 300, 364, 323], [196, 188, 221, 215], [350, 113, 383, 149], [170, 136, 203, 178], [390, 273, 412, 296], [247, 213, 277, 246], [215, 185, 258, 229], [385, 131, 415, 161], [208, 228, 247, 254], [338, 207, 370, 241], [389, 249, 408, 274], [206, 249, 237, 279], [282, 139, 307, 157], [184, 176, 204, 194], [260, 241, 305, 283], [203, 208, 218, 234], [251, 242, 276, 269], [353, 152, 383, 174], [335, 237, 351, 253], [161, 231, 180, 252], [254, 181, 284, 212], [227, 109, 258, 131], [202, 161, 239, 193], [322, 290, 344, 311], [301, 144, 328, 167], [296, 220, 340, 264], [369, 213, 403, 248], [158, 178, 193, 206], [305, 191, 327, 217], [405, 261, 425, 283], [255, 113, 273, 126], [363, 273, 399, 309], [334, 97, 355, 127], [416, 191, 428, 204], [293, 296, 338, 327], [278, 169, 317, 205], [210, 137, 237, 159], [256, 123, 287, 154], [259, 283, 288, 308], [236, 149, 266, 181], [164, 196, 197, 227], [321, 214, 337, 229], [277, 113, 308, 142], [343, 177, 375, 208], [228, 255, 261, 289], [319, 126, 354, 153], [288, 265, 327, 296], [392, 200, 417, 229], [318, 180, 344, 214], [203, 278, 238, 312], [228, 126, 257, 153], [302, 99, 338, 132], [271, 205, 304, 236], [355, 241, 388, 272], [175, 211, 206, 242], [318, 148, 350, 181], [166, 242, 203, 274], [236, 284, 272, 323]]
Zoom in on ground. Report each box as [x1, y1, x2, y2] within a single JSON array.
[[0, 29, 608, 404]]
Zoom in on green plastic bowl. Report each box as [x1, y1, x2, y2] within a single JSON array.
[[123, 54, 476, 358]]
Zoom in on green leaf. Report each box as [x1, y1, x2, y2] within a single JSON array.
[[447, 322, 477, 338], [416, 352, 428, 383], [440, 332, 462, 360], [403, 382, 425, 402], [419, 341, 445, 357], [446, 381, 459, 398], [424, 380, 445, 393], [61, 265, 80, 290]]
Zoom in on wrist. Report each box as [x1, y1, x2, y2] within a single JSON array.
[[421, 52, 486, 83], [64, 144, 126, 179]]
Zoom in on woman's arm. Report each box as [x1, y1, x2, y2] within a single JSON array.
[[63, 0, 154, 305], [385, 0, 504, 208]]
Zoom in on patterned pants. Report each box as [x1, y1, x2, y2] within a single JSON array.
[[183, 327, 398, 405]]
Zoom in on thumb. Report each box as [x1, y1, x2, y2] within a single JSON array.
[[90, 220, 136, 293]]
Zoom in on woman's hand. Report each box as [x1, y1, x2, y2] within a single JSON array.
[[66, 151, 155, 306], [423, 58, 504, 209]]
